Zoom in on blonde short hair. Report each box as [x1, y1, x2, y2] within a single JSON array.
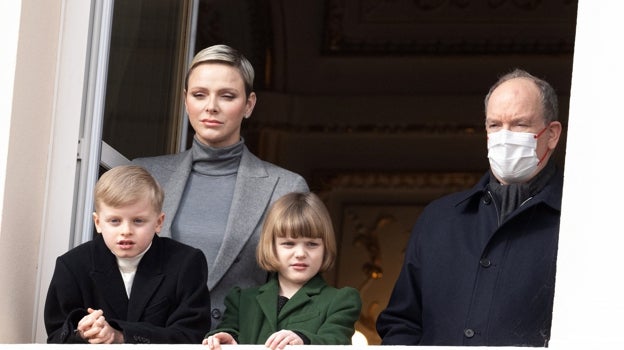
[[257, 192, 337, 272], [94, 165, 164, 213], [184, 44, 255, 96]]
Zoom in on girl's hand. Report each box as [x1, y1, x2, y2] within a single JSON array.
[[264, 329, 304, 350], [202, 332, 237, 350]]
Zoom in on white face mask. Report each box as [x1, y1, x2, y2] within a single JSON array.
[[487, 128, 545, 183]]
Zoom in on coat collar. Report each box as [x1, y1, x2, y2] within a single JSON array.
[[454, 165, 563, 212], [256, 274, 327, 324], [157, 145, 280, 289], [89, 235, 164, 321], [159, 151, 193, 237], [90, 235, 128, 318], [256, 276, 280, 331], [127, 236, 165, 320], [208, 148, 278, 289]]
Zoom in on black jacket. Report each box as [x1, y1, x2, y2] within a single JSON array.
[[377, 168, 563, 346], [44, 234, 211, 343]]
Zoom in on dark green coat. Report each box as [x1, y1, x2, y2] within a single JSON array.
[[207, 274, 361, 345]]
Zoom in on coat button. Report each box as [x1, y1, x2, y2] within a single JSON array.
[[211, 308, 222, 319], [482, 194, 492, 205], [464, 328, 475, 338], [479, 258, 492, 268]]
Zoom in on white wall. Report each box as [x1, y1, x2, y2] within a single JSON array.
[[550, 0, 624, 348]]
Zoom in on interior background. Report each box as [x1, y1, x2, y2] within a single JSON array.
[[101, 0, 577, 344]]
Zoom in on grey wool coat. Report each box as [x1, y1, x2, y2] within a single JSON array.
[[133, 144, 309, 329]]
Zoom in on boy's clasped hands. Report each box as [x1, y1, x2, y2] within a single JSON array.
[[76, 308, 123, 344]]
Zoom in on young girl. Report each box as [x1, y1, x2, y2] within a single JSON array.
[[203, 192, 361, 350]]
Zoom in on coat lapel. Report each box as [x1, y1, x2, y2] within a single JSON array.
[[160, 151, 193, 238], [127, 236, 164, 321], [208, 147, 277, 289], [256, 278, 280, 332], [90, 236, 128, 319], [277, 275, 325, 322]]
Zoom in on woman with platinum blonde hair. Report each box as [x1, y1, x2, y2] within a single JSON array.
[[133, 45, 309, 330]]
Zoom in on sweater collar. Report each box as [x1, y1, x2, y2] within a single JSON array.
[[117, 242, 151, 273], [191, 136, 244, 176]]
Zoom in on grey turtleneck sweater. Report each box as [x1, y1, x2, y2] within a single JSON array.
[[171, 137, 243, 271]]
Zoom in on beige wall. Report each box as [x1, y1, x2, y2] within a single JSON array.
[[0, 0, 61, 343]]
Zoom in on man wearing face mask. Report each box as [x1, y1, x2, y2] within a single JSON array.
[[376, 69, 563, 347]]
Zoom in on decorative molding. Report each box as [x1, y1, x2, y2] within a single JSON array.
[[247, 121, 485, 135], [195, 0, 271, 88], [320, 170, 482, 344], [318, 171, 482, 190], [324, 0, 578, 54]]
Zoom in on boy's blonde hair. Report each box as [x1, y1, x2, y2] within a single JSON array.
[[94, 165, 164, 213], [256, 192, 337, 272]]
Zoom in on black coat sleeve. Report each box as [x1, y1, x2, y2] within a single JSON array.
[[44, 256, 89, 343]]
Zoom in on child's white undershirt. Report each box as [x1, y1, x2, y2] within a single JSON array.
[[116, 243, 151, 298]]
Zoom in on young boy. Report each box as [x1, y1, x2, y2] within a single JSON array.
[[44, 165, 211, 344]]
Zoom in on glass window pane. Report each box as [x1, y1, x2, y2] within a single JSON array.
[[102, 0, 192, 159]]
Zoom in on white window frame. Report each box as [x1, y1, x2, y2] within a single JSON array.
[[33, 0, 115, 341]]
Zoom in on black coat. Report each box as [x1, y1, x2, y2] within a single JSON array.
[[377, 169, 563, 346], [44, 234, 211, 344]]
